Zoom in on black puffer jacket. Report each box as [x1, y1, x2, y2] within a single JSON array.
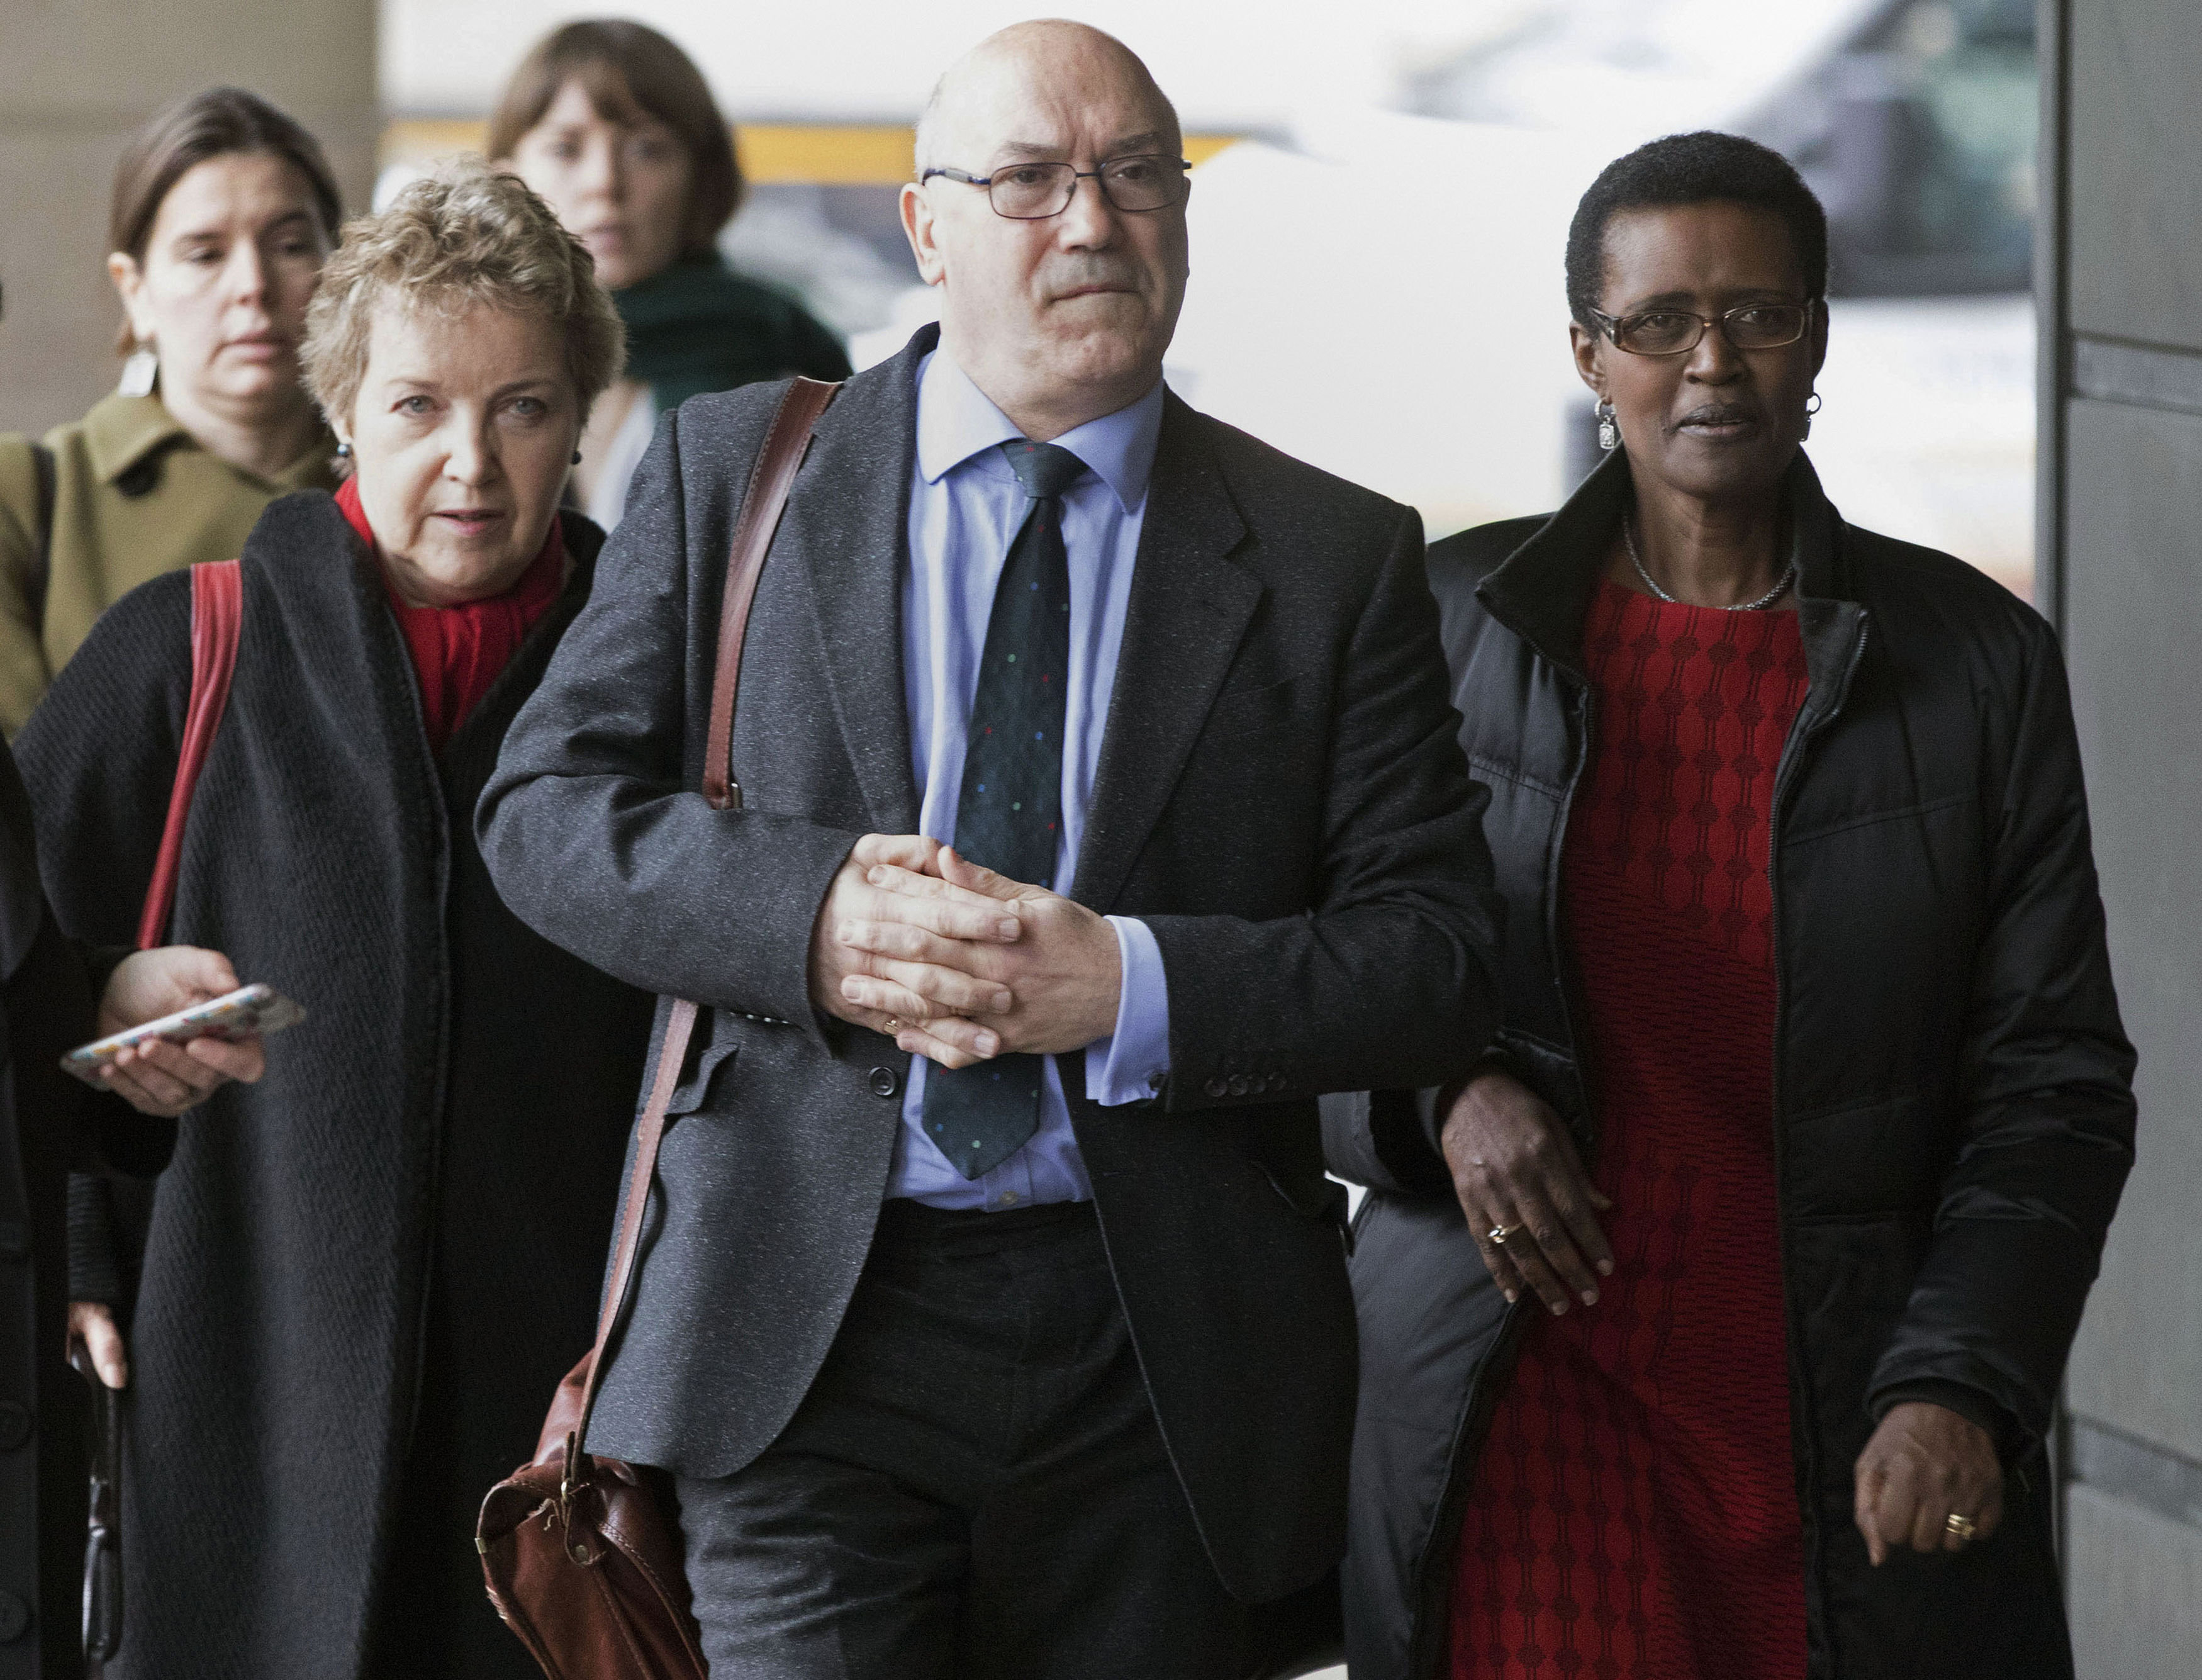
[[1324, 449, 2137, 1680]]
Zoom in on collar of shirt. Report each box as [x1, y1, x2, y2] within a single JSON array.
[[914, 347, 1165, 516], [82, 392, 335, 492]]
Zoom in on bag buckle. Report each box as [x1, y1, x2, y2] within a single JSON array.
[[557, 1431, 600, 1565]]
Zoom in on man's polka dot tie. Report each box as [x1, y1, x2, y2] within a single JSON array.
[[921, 439, 1085, 1181]]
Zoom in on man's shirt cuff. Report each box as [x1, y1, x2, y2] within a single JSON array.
[[1087, 916, 1171, 1106]]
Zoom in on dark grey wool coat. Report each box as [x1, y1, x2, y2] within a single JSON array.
[[14, 498, 654, 1680], [0, 736, 147, 1679], [1326, 449, 2137, 1680], [478, 325, 1506, 1609]]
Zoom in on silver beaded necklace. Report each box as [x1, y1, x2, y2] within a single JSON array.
[[1624, 514, 1797, 612]]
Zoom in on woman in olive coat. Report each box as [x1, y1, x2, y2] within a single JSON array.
[[0, 87, 340, 739]]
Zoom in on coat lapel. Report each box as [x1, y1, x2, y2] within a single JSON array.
[[1784, 453, 1871, 724], [1071, 395, 1256, 912], [790, 334, 925, 834], [1475, 446, 1629, 685]]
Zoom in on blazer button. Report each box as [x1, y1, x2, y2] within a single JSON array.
[[0, 1403, 26, 1452], [1227, 1074, 1251, 1097], [1204, 1077, 1228, 1099], [1267, 1072, 1287, 1092], [867, 1066, 901, 1100]]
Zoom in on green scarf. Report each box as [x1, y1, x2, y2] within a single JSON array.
[[612, 255, 852, 411]]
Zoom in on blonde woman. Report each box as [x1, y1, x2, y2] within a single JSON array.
[[0, 87, 344, 737], [16, 169, 652, 1680]]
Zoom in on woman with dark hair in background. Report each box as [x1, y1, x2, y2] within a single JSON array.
[[491, 18, 850, 530], [1328, 132, 2134, 1680], [16, 168, 651, 1680], [0, 87, 342, 739]]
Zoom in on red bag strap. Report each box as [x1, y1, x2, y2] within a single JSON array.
[[136, 559, 243, 950], [573, 377, 838, 1450]]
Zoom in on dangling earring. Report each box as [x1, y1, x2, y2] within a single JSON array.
[[118, 342, 159, 399], [1596, 400, 1619, 452], [1803, 389, 1823, 439]]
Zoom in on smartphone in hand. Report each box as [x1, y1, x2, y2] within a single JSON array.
[[61, 982, 305, 1089]]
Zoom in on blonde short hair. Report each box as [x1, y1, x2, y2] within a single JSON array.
[[301, 165, 624, 430]]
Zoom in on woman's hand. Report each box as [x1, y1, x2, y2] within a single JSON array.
[[1439, 1067, 1614, 1314], [69, 1301, 128, 1390], [96, 946, 266, 1117], [1853, 1401, 2004, 1564]]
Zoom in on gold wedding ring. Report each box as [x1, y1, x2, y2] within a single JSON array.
[[1945, 1513, 1977, 1543], [1489, 1224, 1519, 1246]]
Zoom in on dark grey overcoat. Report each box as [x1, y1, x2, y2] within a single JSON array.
[[478, 325, 1506, 1606], [0, 737, 116, 1679], [15, 503, 654, 1680]]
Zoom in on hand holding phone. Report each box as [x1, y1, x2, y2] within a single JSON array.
[[72, 954, 298, 1113]]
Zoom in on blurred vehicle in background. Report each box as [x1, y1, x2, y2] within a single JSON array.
[[1171, 0, 2035, 593], [381, 0, 2035, 595]]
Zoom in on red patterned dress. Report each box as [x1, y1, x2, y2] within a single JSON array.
[[1448, 576, 1814, 1680]]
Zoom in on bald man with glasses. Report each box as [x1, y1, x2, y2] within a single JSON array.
[[482, 20, 1501, 1677]]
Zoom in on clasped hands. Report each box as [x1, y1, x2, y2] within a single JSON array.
[[809, 834, 1121, 1068], [1439, 1065, 2005, 1563]]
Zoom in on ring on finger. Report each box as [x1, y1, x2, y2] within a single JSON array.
[[1944, 1512, 1977, 1543], [1488, 1224, 1523, 1246]]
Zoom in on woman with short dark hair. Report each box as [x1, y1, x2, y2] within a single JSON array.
[[491, 18, 850, 529], [0, 86, 343, 737], [18, 167, 651, 1680], [1328, 131, 2135, 1680]]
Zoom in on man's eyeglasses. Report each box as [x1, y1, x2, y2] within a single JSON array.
[[1588, 301, 1814, 357], [920, 155, 1192, 221]]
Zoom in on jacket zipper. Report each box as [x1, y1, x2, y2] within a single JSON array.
[[1764, 614, 1869, 1680], [1407, 672, 1597, 1680]]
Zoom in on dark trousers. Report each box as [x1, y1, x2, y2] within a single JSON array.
[[673, 1199, 1251, 1679]]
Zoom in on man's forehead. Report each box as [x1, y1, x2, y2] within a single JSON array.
[[993, 128, 1171, 162], [934, 36, 1175, 160]]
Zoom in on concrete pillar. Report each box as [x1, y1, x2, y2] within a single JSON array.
[[0, 0, 377, 437], [2040, 0, 2202, 1671]]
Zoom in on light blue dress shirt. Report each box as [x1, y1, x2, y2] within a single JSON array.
[[886, 347, 1173, 1210]]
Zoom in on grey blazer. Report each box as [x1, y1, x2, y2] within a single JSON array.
[[477, 325, 1502, 1603]]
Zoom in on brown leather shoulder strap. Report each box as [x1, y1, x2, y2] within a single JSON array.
[[577, 376, 839, 1442], [705, 376, 839, 811]]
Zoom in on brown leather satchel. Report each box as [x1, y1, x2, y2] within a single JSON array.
[[478, 375, 840, 1679]]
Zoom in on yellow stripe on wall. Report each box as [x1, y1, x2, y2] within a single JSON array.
[[741, 124, 919, 184], [382, 118, 1239, 186]]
